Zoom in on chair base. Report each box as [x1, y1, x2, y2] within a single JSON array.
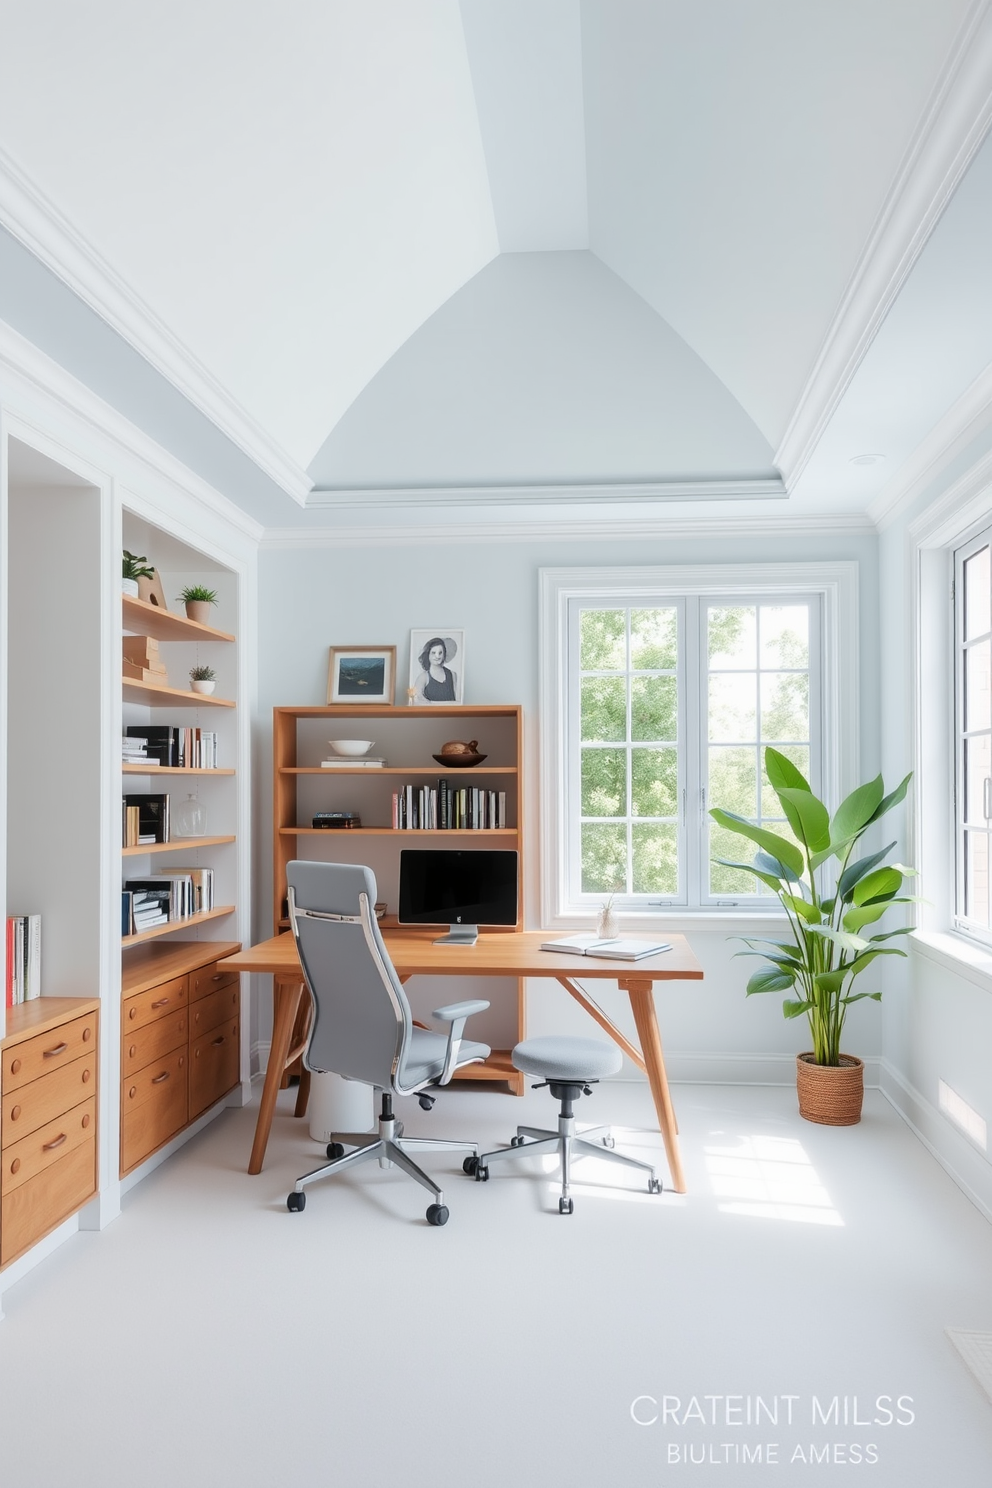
[[289, 1101, 479, 1217], [475, 1083, 661, 1212]]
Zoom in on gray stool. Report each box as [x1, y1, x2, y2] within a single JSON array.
[[464, 1035, 662, 1214]]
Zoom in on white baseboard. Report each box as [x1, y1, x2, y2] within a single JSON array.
[[879, 1057, 992, 1224]]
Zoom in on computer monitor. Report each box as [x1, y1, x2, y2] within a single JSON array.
[[397, 848, 519, 945]]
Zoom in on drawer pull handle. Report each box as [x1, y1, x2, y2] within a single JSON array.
[[211, 973, 225, 981], [10, 1105, 20, 1121], [43, 1133, 68, 1152], [10, 1057, 21, 1075], [212, 1036, 225, 1047], [43, 1042, 69, 1058], [152, 1071, 171, 1085], [151, 998, 170, 1009]]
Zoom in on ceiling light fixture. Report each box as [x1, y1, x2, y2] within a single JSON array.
[[849, 453, 885, 467]]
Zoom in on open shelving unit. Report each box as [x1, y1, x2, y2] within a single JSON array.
[[272, 704, 525, 1091]]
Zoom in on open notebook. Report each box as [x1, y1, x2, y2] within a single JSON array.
[[540, 933, 672, 961]]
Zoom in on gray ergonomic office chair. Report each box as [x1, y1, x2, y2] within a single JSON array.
[[285, 861, 490, 1226], [464, 1035, 662, 1214]]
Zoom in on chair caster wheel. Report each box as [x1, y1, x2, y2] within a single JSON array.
[[602, 1134, 616, 1149], [326, 1142, 345, 1159], [475, 1164, 489, 1182], [559, 1197, 574, 1215], [287, 1192, 306, 1212], [426, 1204, 449, 1226], [462, 1155, 479, 1176], [648, 1177, 662, 1194], [510, 1135, 525, 1147]]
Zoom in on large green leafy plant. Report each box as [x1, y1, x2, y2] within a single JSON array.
[[710, 748, 914, 1066]]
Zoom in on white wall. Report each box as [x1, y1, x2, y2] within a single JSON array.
[[255, 526, 880, 1078]]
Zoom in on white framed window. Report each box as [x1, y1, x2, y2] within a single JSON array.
[[954, 527, 992, 942], [539, 564, 858, 926]]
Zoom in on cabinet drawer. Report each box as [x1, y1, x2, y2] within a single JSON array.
[[190, 960, 238, 1003], [1, 1138, 96, 1268], [123, 974, 188, 1033], [3, 1012, 98, 1093], [121, 1048, 188, 1174], [189, 1017, 240, 1121], [2, 1052, 97, 1146], [122, 1007, 188, 1079], [3, 1097, 96, 1195], [189, 981, 240, 1040]]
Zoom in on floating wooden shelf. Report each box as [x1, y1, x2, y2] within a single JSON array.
[[122, 678, 236, 708], [122, 835, 235, 857], [122, 594, 235, 643], [122, 764, 235, 775], [280, 765, 517, 775], [281, 826, 518, 837], [121, 906, 235, 947]]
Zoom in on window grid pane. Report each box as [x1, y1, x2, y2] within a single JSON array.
[[707, 604, 812, 899], [957, 538, 992, 940]]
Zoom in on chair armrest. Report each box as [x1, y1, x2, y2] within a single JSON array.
[[432, 999, 490, 1085], [432, 999, 490, 1022]]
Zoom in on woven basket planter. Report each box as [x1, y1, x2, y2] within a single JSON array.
[[796, 1053, 864, 1126]]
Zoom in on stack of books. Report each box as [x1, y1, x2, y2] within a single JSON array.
[[122, 869, 214, 935], [122, 734, 159, 767], [125, 726, 219, 768], [5, 914, 41, 1006], [122, 793, 170, 847], [320, 756, 386, 768]]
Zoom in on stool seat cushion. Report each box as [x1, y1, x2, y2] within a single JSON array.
[[511, 1035, 623, 1082]]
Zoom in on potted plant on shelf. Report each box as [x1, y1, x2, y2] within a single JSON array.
[[710, 747, 914, 1126], [123, 550, 154, 597], [177, 584, 218, 625], [189, 664, 216, 696]]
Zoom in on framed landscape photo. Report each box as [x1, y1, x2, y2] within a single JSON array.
[[408, 629, 464, 705], [327, 645, 396, 704]]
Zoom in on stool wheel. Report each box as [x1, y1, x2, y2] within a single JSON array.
[[648, 1177, 662, 1194], [475, 1164, 489, 1182], [287, 1191, 306, 1213], [602, 1134, 615, 1149], [426, 1203, 449, 1226], [326, 1142, 345, 1159], [558, 1196, 574, 1215], [510, 1135, 525, 1147], [462, 1155, 479, 1176]]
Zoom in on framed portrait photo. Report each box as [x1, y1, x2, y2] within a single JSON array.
[[327, 645, 396, 704], [408, 629, 465, 705]]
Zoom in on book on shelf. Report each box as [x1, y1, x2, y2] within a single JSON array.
[[126, 726, 219, 769], [124, 873, 196, 922], [319, 757, 386, 767], [159, 867, 214, 913], [5, 914, 41, 1005], [122, 734, 161, 766], [540, 934, 672, 960], [123, 793, 170, 846], [390, 780, 508, 831]]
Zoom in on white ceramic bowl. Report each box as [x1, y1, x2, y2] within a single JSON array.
[[328, 739, 374, 757]]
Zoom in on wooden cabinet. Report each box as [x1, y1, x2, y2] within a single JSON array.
[[272, 704, 525, 1091], [1, 998, 100, 1269], [120, 941, 241, 1175]]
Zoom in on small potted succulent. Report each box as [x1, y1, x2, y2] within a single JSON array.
[[177, 584, 218, 625], [189, 664, 216, 696], [123, 550, 154, 597]]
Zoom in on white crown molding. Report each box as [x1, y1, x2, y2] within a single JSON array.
[[0, 316, 264, 543], [307, 477, 786, 508], [0, 143, 312, 505], [870, 360, 992, 530], [262, 511, 875, 548], [907, 442, 992, 547], [774, 0, 992, 488]]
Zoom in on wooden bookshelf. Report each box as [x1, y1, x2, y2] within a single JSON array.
[[122, 835, 235, 857], [278, 765, 517, 776], [122, 678, 236, 708], [121, 905, 235, 947], [122, 765, 235, 775], [122, 594, 234, 643]]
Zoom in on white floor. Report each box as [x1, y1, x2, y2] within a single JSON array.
[[2, 1079, 992, 1486]]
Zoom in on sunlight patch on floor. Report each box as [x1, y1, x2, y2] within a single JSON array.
[[704, 1133, 843, 1226]]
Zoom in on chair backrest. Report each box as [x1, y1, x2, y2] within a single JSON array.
[[287, 861, 413, 1089]]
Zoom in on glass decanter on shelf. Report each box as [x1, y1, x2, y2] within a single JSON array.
[[173, 792, 206, 838]]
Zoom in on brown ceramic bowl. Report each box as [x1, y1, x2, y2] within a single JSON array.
[[431, 752, 487, 768]]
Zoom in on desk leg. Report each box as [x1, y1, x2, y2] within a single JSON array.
[[248, 976, 304, 1176], [623, 977, 686, 1195]]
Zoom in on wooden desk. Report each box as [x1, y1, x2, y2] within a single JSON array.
[[220, 929, 703, 1192]]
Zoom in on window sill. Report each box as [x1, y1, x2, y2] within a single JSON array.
[[911, 929, 992, 993]]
